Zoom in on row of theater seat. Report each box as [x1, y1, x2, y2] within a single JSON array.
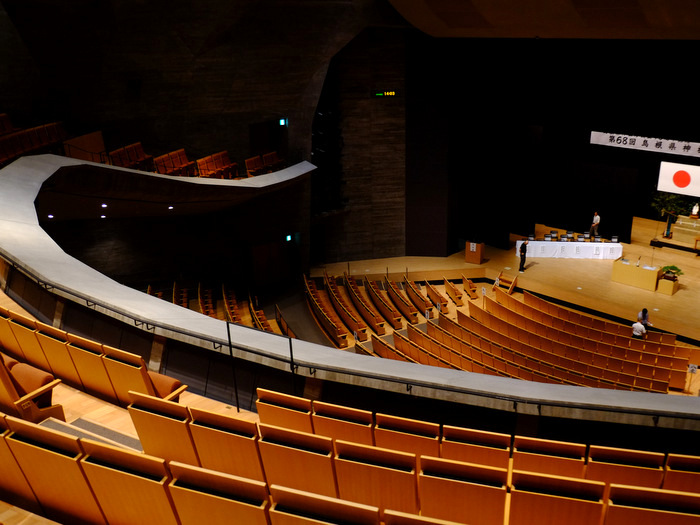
[[117, 388, 700, 524], [0, 305, 185, 419], [0, 121, 66, 167], [502, 289, 677, 351], [463, 302, 683, 392], [475, 294, 687, 389], [0, 411, 446, 525]]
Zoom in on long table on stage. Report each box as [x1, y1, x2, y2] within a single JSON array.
[[516, 239, 623, 260]]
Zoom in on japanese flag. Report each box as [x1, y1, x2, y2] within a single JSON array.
[[658, 161, 700, 198]]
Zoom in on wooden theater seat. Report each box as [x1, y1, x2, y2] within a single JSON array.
[[509, 470, 606, 525], [79, 439, 178, 525], [334, 439, 419, 515], [33, 321, 83, 389], [311, 399, 374, 446], [373, 412, 440, 458], [245, 155, 266, 177], [0, 352, 64, 423], [268, 484, 379, 525], [102, 345, 186, 406], [606, 484, 700, 525], [586, 444, 665, 488], [440, 425, 511, 469], [0, 414, 42, 514], [127, 391, 199, 465], [168, 461, 270, 525], [4, 416, 105, 524], [664, 453, 700, 493], [257, 423, 337, 498], [255, 387, 314, 433], [7, 310, 51, 372], [419, 456, 508, 525], [512, 435, 587, 479], [64, 333, 118, 403], [187, 406, 266, 482]]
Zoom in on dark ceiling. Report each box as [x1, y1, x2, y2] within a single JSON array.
[[389, 0, 700, 39]]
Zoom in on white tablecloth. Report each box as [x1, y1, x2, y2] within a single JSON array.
[[516, 240, 623, 260]]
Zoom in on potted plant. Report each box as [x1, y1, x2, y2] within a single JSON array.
[[661, 265, 683, 281]]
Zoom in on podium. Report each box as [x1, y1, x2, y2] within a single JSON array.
[[465, 242, 484, 264], [671, 215, 700, 245], [611, 258, 661, 291]]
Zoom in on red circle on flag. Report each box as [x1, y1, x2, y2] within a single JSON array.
[[673, 170, 691, 188]]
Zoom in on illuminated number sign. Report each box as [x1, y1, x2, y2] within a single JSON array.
[[371, 90, 397, 98]]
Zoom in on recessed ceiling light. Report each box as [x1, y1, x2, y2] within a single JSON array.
[[100, 215, 106, 219], [101, 203, 108, 208], [47, 214, 54, 219], [168, 206, 174, 210]]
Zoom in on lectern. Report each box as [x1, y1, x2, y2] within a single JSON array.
[[465, 242, 484, 264]]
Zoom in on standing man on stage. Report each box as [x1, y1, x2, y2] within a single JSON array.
[[590, 211, 600, 237], [519, 239, 528, 273]]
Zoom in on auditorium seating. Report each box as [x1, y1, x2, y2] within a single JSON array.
[[0, 121, 66, 167], [324, 272, 369, 342], [198, 283, 220, 319], [245, 155, 267, 177], [3, 383, 700, 525], [268, 484, 378, 524], [0, 415, 41, 514], [154, 148, 196, 176], [374, 412, 440, 457], [385, 277, 419, 324], [262, 151, 285, 171], [79, 438, 178, 525], [462, 275, 479, 300], [404, 278, 434, 319], [509, 470, 606, 525], [418, 456, 508, 525], [371, 333, 417, 363], [443, 278, 463, 306], [128, 391, 199, 465], [334, 439, 420, 514], [303, 274, 349, 348], [258, 423, 337, 497], [109, 142, 153, 171], [256, 387, 314, 433], [512, 435, 587, 478], [169, 461, 270, 525], [311, 399, 374, 446], [101, 344, 186, 406], [605, 483, 700, 524], [187, 406, 266, 481], [196, 151, 238, 179], [365, 277, 403, 329], [0, 351, 64, 423], [425, 281, 449, 313], [222, 284, 242, 323], [464, 299, 675, 392], [345, 273, 387, 335], [4, 416, 106, 524]]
